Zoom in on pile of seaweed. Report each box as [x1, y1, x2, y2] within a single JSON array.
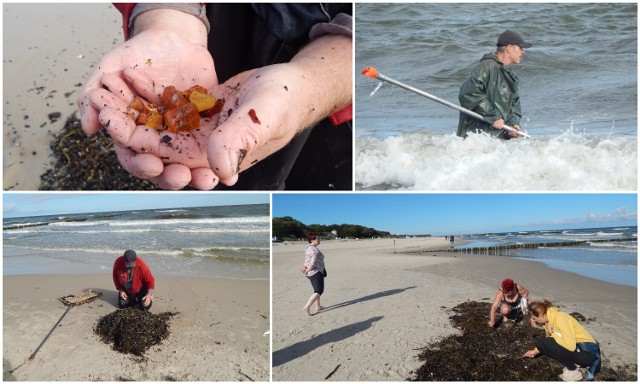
[[94, 308, 178, 356], [40, 113, 158, 190], [410, 301, 637, 381]]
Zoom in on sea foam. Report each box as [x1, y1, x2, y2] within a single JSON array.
[[356, 129, 637, 191]]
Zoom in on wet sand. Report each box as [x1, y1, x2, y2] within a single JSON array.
[[3, 3, 122, 190], [272, 237, 637, 381], [3, 274, 269, 381]]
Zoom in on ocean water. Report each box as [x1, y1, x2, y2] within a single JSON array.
[[355, 3, 637, 190], [3, 204, 270, 280], [454, 226, 637, 287]]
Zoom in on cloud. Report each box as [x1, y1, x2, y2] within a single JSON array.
[[4, 203, 17, 214], [584, 206, 636, 222], [551, 206, 637, 226]]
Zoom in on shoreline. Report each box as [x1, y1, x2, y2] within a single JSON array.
[[3, 4, 122, 190], [3, 274, 270, 381], [272, 238, 637, 381], [3, 246, 269, 281]]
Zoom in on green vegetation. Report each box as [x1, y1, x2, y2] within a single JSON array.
[[272, 216, 394, 241]]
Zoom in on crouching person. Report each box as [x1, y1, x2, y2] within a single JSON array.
[[113, 250, 155, 310], [523, 300, 601, 381]]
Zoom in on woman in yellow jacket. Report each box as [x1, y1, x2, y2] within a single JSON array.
[[523, 300, 601, 381]]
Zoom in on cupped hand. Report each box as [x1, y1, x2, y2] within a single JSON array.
[[79, 27, 222, 189], [206, 63, 318, 182], [104, 62, 321, 189], [96, 66, 234, 190], [77, 28, 217, 135]]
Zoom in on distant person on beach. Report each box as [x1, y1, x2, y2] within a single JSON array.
[[113, 250, 155, 310], [301, 232, 327, 316], [77, 4, 352, 191], [524, 300, 601, 381], [457, 30, 531, 139], [488, 278, 529, 327]]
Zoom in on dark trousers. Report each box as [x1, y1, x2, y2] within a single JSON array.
[[119, 290, 152, 310], [308, 272, 325, 295], [577, 341, 602, 377], [536, 337, 597, 370]]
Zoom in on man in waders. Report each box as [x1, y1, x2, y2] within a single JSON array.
[[113, 250, 155, 310], [457, 30, 532, 139]]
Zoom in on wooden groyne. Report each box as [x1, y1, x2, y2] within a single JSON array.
[[3, 222, 49, 231], [402, 237, 637, 255]]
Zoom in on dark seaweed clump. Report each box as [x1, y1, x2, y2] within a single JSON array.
[[94, 308, 178, 356], [410, 301, 637, 381], [39, 113, 159, 190]]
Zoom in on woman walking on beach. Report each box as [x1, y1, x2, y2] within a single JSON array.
[[523, 300, 601, 381], [301, 232, 327, 316]]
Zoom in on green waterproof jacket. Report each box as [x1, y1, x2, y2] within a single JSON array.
[[457, 53, 523, 139]]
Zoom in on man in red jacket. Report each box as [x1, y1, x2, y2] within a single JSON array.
[[113, 250, 155, 310]]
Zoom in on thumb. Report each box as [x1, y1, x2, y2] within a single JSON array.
[[123, 68, 164, 104], [206, 105, 293, 182]]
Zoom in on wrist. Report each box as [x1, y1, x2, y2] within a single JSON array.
[[133, 8, 208, 47], [289, 34, 352, 128]]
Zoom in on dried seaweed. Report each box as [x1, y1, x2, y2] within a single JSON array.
[[94, 308, 177, 356], [410, 301, 637, 381], [39, 113, 158, 190]]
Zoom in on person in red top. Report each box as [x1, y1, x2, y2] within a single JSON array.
[[113, 250, 155, 310], [488, 278, 530, 327]]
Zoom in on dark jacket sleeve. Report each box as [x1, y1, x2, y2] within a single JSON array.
[[458, 60, 503, 123]]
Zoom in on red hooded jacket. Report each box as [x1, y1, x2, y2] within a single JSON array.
[[112, 255, 155, 295]]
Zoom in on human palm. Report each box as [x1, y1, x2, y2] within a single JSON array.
[[78, 29, 217, 135], [80, 28, 333, 190], [99, 63, 311, 189]]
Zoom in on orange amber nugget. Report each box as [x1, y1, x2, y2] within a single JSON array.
[[128, 85, 221, 131]]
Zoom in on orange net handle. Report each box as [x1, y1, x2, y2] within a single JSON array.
[[361, 67, 379, 79]]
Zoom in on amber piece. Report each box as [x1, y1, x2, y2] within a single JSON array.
[[145, 110, 163, 129], [183, 85, 208, 99], [201, 99, 225, 118], [135, 111, 148, 126], [162, 86, 188, 109], [129, 96, 145, 112], [189, 90, 217, 112], [129, 85, 211, 131], [164, 103, 200, 133]]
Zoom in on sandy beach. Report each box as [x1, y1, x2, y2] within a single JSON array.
[[3, 274, 269, 381], [3, 4, 122, 190], [272, 237, 637, 381]]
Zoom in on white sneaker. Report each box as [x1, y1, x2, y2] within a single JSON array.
[[560, 367, 583, 382], [584, 369, 595, 381]]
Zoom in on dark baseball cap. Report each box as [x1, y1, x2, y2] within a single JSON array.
[[497, 30, 532, 48], [124, 250, 137, 267]]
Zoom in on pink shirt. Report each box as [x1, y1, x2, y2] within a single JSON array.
[[304, 245, 325, 277]]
